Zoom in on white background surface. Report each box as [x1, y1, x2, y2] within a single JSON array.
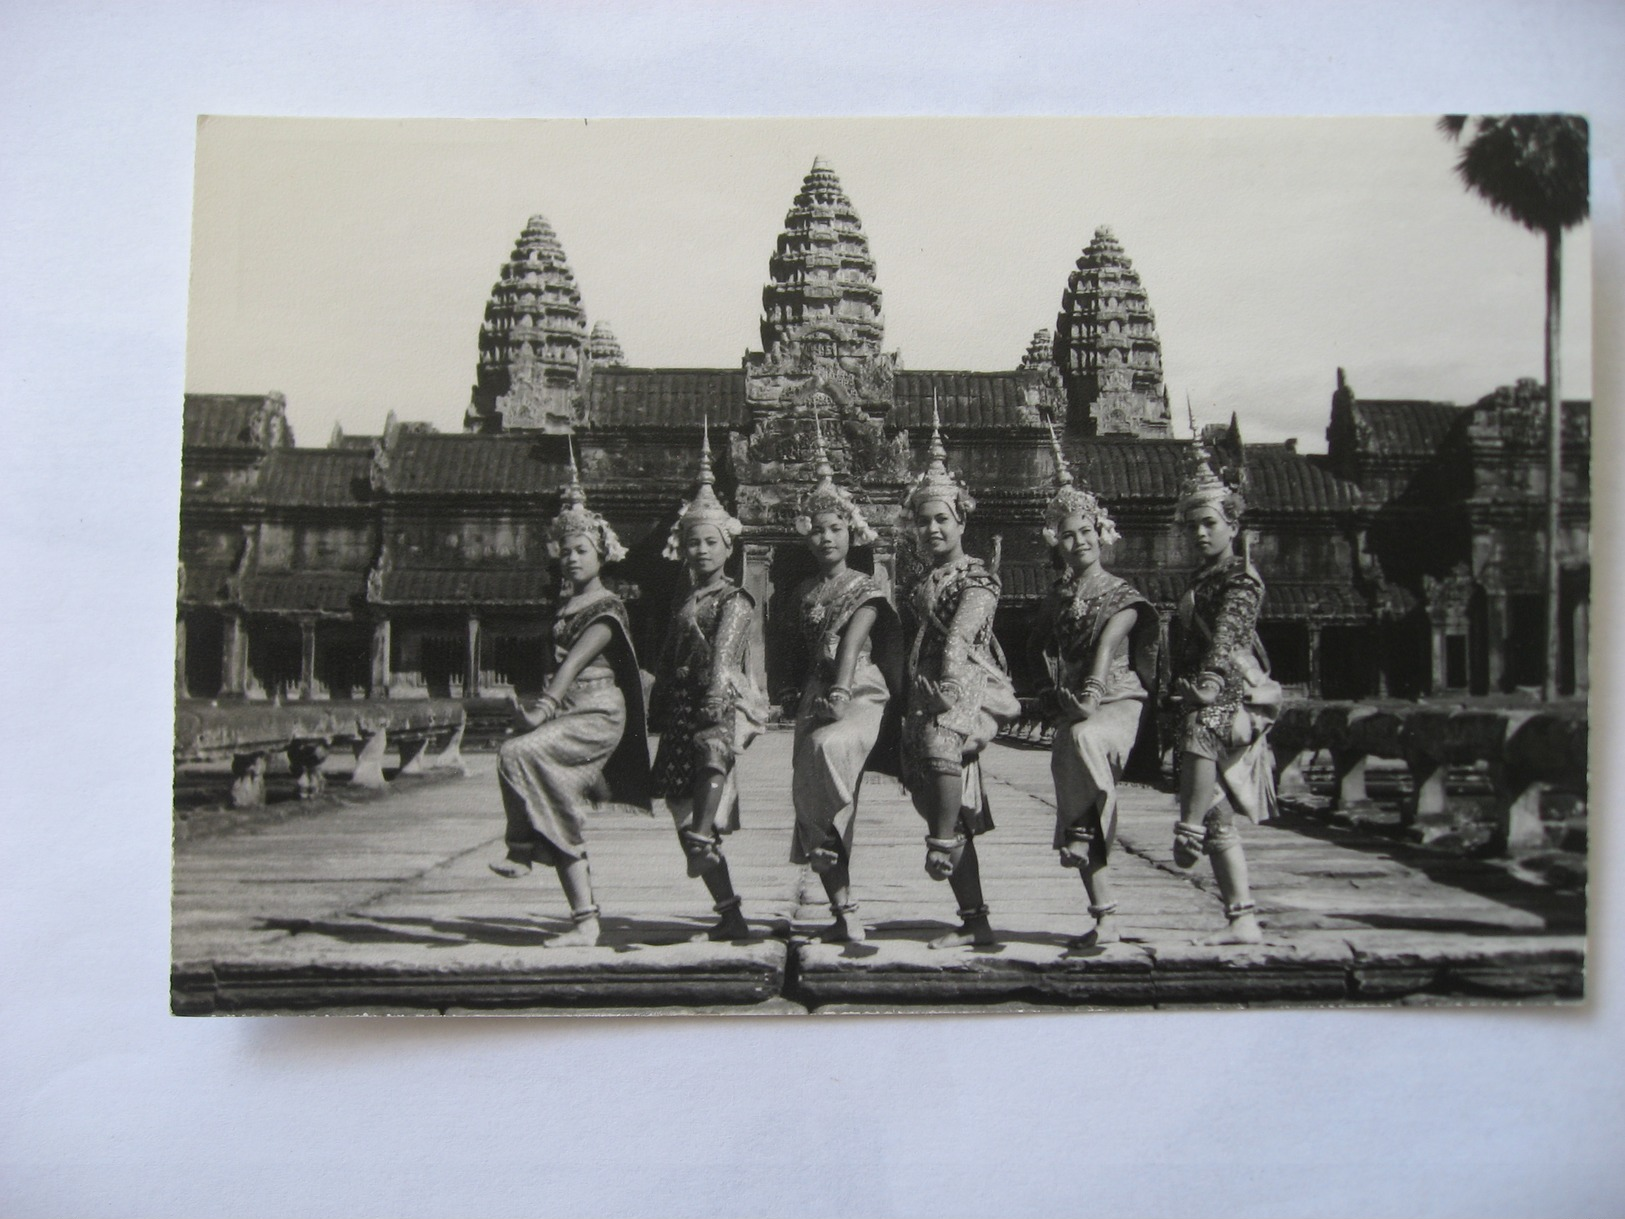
[[1, 3, 1622, 1216]]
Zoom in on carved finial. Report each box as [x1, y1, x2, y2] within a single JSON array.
[[698, 413, 714, 487], [562, 436, 585, 508], [1045, 419, 1073, 488], [811, 403, 833, 482], [928, 392, 947, 467]]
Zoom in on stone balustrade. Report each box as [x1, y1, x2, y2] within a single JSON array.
[[174, 699, 468, 808], [1270, 698, 1588, 853]]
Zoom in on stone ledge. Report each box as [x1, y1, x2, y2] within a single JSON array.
[[789, 934, 1584, 1009], [172, 940, 788, 1014]]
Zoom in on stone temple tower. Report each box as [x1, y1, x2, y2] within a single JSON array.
[[1054, 226, 1172, 437], [759, 156, 884, 359], [465, 214, 587, 433]]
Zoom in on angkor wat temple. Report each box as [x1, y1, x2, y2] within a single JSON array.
[[177, 158, 1590, 713]]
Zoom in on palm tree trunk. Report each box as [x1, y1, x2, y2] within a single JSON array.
[[1543, 224, 1562, 701]]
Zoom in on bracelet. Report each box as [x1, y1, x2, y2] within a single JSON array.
[[535, 693, 562, 715], [1079, 677, 1107, 700], [827, 685, 852, 702]]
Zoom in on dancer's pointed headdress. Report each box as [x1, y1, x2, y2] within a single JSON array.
[[547, 437, 627, 562], [1042, 420, 1118, 546], [794, 408, 877, 545], [904, 393, 975, 520], [664, 415, 744, 560], [1177, 413, 1246, 523]]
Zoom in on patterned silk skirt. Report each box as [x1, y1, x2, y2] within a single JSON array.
[[790, 654, 889, 864], [498, 676, 626, 866], [1050, 696, 1145, 855]]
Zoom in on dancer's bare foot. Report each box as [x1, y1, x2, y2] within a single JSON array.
[[692, 904, 750, 942], [545, 918, 604, 948], [489, 857, 532, 879], [929, 911, 995, 949], [1067, 910, 1120, 950], [818, 907, 865, 943], [1202, 908, 1263, 945]]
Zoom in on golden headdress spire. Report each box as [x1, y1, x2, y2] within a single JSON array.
[[1042, 420, 1118, 546], [905, 390, 975, 519], [1177, 410, 1244, 522], [664, 413, 744, 560], [795, 405, 876, 545], [546, 436, 626, 562]]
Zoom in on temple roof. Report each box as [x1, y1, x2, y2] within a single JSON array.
[[1338, 399, 1465, 458], [1246, 444, 1365, 514], [238, 572, 366, 614], [377, 432, 569, 496], [375, 568, 556, 607], [232, 449, 372, 508], [890, 371, 1041, 430], [183, 393, 292, 450], [582, 368, 749, 429]]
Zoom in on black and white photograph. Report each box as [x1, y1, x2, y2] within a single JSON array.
[[4, 5, 1623, 1216], [172, 115, 1591, 1015]]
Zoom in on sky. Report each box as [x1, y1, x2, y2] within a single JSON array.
[[185, 115, 1593, 451]]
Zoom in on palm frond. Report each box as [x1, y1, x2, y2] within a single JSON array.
[[1442, 113, 1589, 233]]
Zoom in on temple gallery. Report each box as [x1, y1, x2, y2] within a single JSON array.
[[176, 158, 1590, 721]]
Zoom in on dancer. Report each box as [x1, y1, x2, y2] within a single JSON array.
[[899, 402, 1019, 948], [1032, 423, 1156, 949], [650, 419, 763, 942], [490, 443, 652, 948], [1170, 435, 1280, 945], [786, 417, 902, 943]]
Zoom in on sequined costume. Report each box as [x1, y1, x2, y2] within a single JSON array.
[[788, 568, 902, 864], [650, 579, 758, 833], [1033, 567, 1155, 854], [498, 592, 652, 866], [900, 556, 1014, 834], [1174, 551, 1278, 823]]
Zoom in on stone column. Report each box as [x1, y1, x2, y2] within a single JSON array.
[[1485, 590, 1508, 692], [298, 619, 317, 701], [1429, 623, 1448, 694], [174, 614, 188, 700], [1373, 624, 1390, 698], [1307, 624, 1323, 697], [221, 612, 248, 697], [465, 612, 482, 699], [370, 617, 391, 699], [740, 541, 773, 693], [1573, 597, 1589, 694]]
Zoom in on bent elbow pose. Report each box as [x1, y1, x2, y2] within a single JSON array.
[[898, 407, 1017, 949], [649, 423, 761, 943], [1170, 446, 1280, 945], [788, 431, 902, 944], [491, 453, 652, 949], [1034, 428, 1155, 949]]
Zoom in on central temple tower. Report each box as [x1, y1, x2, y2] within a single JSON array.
[[1054, 226, 1172, 437]]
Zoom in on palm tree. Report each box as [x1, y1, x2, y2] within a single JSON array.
[[1440, 114, 1589, 700]]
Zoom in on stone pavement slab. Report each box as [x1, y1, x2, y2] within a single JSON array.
[[172, 733, 1584, 1013]]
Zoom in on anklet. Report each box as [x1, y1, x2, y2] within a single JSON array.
[[570, 904, 601, 925], [1087, 903, 1118, 919]]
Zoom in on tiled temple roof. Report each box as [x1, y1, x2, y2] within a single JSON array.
[[378, 433, 570, 496], [376, 568, 556, 607], [890, 371, 1039, 430], [581, 368, 749, 429], [1246, 445, 1364, 514], [183, 393, 292, 450], [239, 572, 367, 615], [1069, 440, 1189, 501], [1342, 400, 1464, 458], [234, 449, 372, 508], [1262, 582, 1371, 623]]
